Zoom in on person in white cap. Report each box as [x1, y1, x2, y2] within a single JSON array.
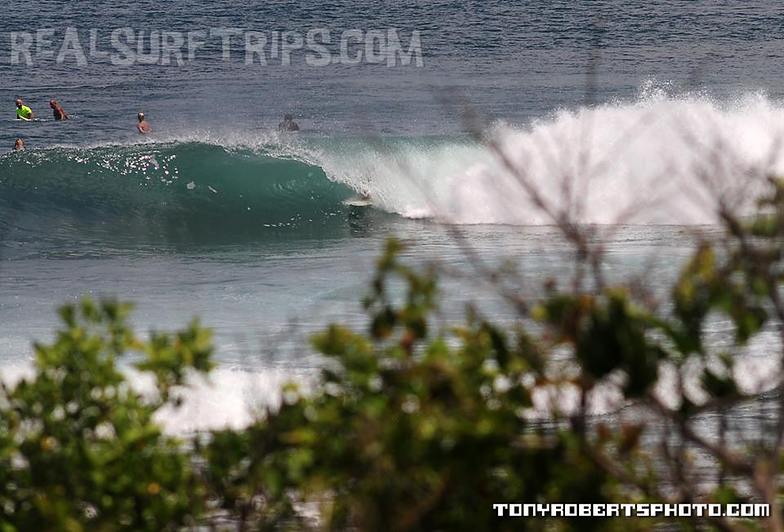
[[137, 112, 152, 134]]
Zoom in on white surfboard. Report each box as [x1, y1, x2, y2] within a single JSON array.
[[343, 196, 373, 207]]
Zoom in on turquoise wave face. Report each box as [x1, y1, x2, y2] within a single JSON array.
[[0, 142, 363, 245]]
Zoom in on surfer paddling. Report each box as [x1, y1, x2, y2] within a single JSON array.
[[137, 112, 152, 134], [15, 99, 33, 121], [50, 100, 69, 121]]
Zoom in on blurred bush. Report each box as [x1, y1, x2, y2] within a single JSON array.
[[4, 181, 784, 530]]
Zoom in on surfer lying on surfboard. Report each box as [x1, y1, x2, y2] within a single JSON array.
[[15, 99, 33, 121]]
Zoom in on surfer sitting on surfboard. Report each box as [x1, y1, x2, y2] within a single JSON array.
[[50, 100, 69, 121], [15, 99, 33, 121], [137, 112, 152, 134]]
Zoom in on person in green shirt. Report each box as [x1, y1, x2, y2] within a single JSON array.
[[15, 99, 33, 121]]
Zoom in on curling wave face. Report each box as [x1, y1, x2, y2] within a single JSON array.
[[0, 142, 356, 244], [2, 92, 784, 248]]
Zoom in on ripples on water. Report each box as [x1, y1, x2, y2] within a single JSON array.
[[2, 1, 783, 435]]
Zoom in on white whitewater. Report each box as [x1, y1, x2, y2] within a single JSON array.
[[314, 92, 784, 225]]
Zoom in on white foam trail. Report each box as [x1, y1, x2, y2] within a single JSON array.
[[0, 360, 303, 435], [1, 326, 778, 433], [153, 367, 306, 434], [313, 93, 784, 225]]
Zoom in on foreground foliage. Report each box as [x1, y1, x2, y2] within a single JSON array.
[[0, 301, 213, 531], [4, 180, 784, 530]]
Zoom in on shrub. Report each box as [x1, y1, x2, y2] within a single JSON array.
[[0, 300, 213, 531], [201, 179, 784, 530], [4, 179, 784, 529]]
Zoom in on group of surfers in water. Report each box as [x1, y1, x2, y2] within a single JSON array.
[[15, 98, 68, 122], [12, 98, 300, 152]]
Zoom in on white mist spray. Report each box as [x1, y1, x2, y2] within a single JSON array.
[[312, 92, 784, 225]]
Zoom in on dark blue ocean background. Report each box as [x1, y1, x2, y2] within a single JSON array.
[[3, 1, 783, 144]]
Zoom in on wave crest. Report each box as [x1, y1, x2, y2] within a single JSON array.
[[3, 92, 783, 244]]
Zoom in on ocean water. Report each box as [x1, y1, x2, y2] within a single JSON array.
[[1, 1, 783, 432]]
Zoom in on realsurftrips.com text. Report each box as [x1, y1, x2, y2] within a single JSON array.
[[8, 28, 424, 67]]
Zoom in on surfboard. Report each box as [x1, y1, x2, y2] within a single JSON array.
[[343, 196, 373, 207]]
